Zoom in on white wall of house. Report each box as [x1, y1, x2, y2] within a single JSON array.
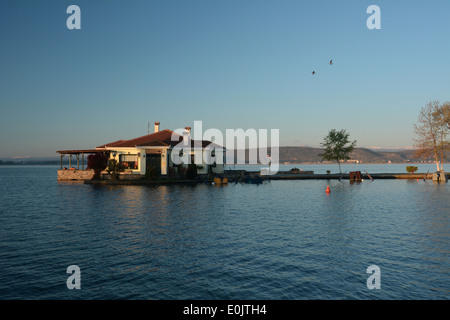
[[106, 148, 141, 174], [106, 146, 224, 176], [161, 149, 168, 175], [139, 150, 146, 175]]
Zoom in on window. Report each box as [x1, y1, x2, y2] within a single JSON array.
[[120, 154, 138, 169]]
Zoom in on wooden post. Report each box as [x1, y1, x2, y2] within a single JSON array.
[[69, 155, 71, 168], [82, 153, 84, 170], [60, 154, 63, 170], [364, 170, 374, 181], [77, 154, 80, 169]]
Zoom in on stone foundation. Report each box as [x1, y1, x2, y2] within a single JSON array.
[[58, 169, 95, 181], [57, 169, 143, 181], [100, 173, 143, 180]]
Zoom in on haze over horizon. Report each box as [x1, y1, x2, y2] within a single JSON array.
[[0, 145, 417, 161], [1, 0, 449, 158]]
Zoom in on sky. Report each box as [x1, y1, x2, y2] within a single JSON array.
[[1, 0, 449, 158]]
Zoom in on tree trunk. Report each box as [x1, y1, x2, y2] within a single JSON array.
[[337, 159, 342, 174], [434, 146, 440, 172]]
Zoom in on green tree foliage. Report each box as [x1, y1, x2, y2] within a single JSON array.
[[106, 159, 125, 181], [319, 129, 357, 173], [406, 166, 418, 174]]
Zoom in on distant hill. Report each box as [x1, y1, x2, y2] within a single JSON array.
[[0, 147, 447, 165], [228, 147, 447, 164]]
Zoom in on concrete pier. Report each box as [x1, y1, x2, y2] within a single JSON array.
[[58, 169, 449, 185], [265, 172, 446, 180]]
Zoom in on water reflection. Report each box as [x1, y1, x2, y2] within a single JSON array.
[[51, 176, 450, 300], [1, 166, 449, 299]]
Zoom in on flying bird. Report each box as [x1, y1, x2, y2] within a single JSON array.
[[312, 71, 316, 75], [329, 59, 333, 65]]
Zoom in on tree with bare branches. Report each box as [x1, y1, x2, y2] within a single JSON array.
[[443, 102, 450, 130], [414, 101, 449, 171]]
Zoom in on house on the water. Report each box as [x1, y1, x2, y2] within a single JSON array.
[[57, 122, 225, 180]]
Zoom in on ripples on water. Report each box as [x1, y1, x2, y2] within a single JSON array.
[[0, 166, 448, 299]]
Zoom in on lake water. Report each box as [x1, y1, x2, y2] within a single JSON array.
[[230, 162, 450, 174], [0, 165, 449, 300]]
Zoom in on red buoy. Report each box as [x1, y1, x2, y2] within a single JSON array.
[[326, 185, 331, 193]]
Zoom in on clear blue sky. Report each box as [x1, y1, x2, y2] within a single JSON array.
[[1, 0, 449, 158]]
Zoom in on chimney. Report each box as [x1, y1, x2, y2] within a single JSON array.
[[183, 131, 190, 145], [154, 121, 160, 133]]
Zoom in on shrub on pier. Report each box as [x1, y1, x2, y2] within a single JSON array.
[[106, 159, 125, 180], [406, 166, 418, 174], [186, 164, 198, 180], [87, 152, 108, 180]]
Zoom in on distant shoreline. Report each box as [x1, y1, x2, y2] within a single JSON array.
[[1, 161, 449, 166], [225, 162, 450, 165]]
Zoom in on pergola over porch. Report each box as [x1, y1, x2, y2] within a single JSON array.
[[56, 149, 108, 170]]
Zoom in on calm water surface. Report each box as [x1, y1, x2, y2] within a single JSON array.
[[0, 166, 448, 299], [233, 162, 450, 174]]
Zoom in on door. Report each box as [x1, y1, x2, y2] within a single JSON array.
[[146, 154, 161, 175]]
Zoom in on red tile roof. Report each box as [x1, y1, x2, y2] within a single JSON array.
[[96, 130, 176, 148], [96, 129, 223, 149], [96, 140, 128, 148]]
